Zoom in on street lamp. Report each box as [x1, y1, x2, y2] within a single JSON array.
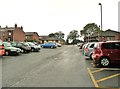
[[98, 3, 102, 31]]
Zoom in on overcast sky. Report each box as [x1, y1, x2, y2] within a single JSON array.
[[0, 0, 119, 39]]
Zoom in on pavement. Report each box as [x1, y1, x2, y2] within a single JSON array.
[[1, 45, 120, 88]]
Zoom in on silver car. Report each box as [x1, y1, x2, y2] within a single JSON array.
[[84, 42, 96, 60]]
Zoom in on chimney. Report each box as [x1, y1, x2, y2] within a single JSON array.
[[15, 24, 17, 28], [6, 25, 8, 28], [21, 26, 23, 30]]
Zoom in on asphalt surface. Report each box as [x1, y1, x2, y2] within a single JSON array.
[[2, 45, 94, 87]]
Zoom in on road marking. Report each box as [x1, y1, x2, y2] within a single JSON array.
[[92, 68, 104, 73], [96, 73, 120, 83], [87, 67, 99, 87]]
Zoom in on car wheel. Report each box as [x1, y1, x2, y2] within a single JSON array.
[[90, 53, 93, 60], [21, 49, 24, 53], [31, 49, 34, 52], [5, 51, 9, 56], [99, 57, 110, 67], [51, 46, 53, 48]]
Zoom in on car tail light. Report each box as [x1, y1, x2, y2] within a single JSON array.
[[85, 48, 89, 52]]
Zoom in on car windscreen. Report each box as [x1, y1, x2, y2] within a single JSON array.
[[28, 42, 35, 46], [0, 41, 3, 46], [23, 43, 29, 46], [11, 43, 16, 46], [4, 42, 12, 47]]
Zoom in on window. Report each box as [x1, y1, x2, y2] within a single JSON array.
[[8, 32, 11, 36], [17, 43, 22, 46], [114, 43, 120, 50], [102, 43, 114, 49], [102, 43, 120, 49], [89, 43, 95, 48]]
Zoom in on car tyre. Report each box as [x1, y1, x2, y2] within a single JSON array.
[[90, 53, 93, 60], [99, 57, 110, 67], [5, 51, 9, 56], [31, 49, 34, 52], [21, 49, 24, 53], [51, 46, 53, 49]]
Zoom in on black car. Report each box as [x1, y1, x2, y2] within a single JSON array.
[[11, 42, 31, 53], [26, 42, 41, 52], [3, 42, 21, 56]]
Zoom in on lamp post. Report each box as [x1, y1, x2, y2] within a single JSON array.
[[98, 3, 102, 31]]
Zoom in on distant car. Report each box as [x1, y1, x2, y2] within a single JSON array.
[[82, 43, 90, 55], [11, 42, 31, 53], [79, 43, 84, 49], [3, 42, 21, 56], [26, 42, 41, 52], [84, 42, 96, 60], [92, 41, 120, 67], [77, 43, 81, 47], [56, 43, 62, 47], [0, 39, 5, 56], [41, 42, 57, 48]]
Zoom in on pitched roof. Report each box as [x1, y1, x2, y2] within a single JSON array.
[[25, 32, 39, 36], [91, 29, 120, 37], [0, 27, 14, 31]]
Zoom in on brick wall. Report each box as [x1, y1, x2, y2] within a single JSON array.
[[13, 27, 26, 42], [32, 33, 39, 41]]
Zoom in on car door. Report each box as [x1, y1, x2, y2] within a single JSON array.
[[102, 43, 120, 62], [113, 42, 120, 61]]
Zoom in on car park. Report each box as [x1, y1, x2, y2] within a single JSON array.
[[3, 42, 21, 56], [41, 42, 57, 48], [26, 42, 41, 52], [84, 42, 96, 60], [92, 41, 120, 67], [11, 42, 31, 53], [0, 39, 5, 56]]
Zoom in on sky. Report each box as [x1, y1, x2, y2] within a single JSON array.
[[0, 0, 119, 40]]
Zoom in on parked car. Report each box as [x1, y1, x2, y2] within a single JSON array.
[[11, 42, 31, 53], [26, 42, 41, 52], [41, 42, 57, 48], [84, 42, 96, 60], [82, 43, 90, 55], [56, 43, 62, 47], [92, 41, 120, 67], [79, 43, 84, 49], [0, 39, 5, 56], [3, 42, 21, 56]]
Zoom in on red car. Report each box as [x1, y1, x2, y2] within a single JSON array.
[[92, 41, 120, 67], [0, 39, 5, 56]]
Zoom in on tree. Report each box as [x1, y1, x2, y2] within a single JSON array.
[[48, 31, 65, 39], [80, 23, 100, 37], [48, 33, 56, 38], [67, 30, 79, 44], [55, 31, 64, 39]]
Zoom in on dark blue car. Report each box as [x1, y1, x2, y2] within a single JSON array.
[[41, 42, 57, 48]]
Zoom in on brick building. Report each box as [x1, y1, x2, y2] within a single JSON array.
[[25, 32, 39, 42], [84, 29, 120, 42], [39, 35, 65, 44], [0, 24, 26, 42]]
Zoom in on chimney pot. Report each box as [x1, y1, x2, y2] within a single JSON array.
[[15, 24, 17, 28], [21, 26, 23, 30]]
